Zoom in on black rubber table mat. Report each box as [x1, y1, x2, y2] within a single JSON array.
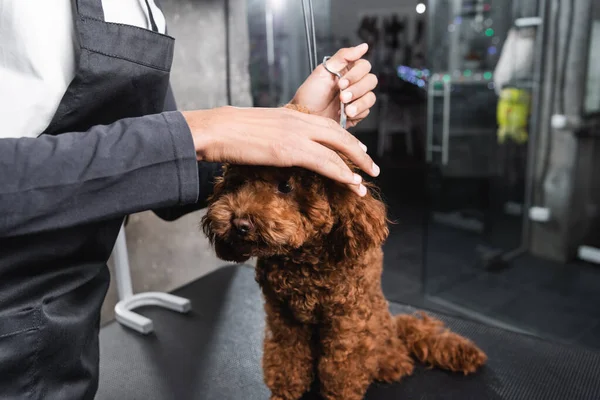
[[97, 265, 600, 400]]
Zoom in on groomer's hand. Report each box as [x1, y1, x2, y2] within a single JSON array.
[[183, 106, 380, 196], [290, 43, 377, 128]]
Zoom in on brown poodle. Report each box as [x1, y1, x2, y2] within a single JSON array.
[[201, 104, 487, 400]]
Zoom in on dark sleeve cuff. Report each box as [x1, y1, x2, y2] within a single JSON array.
[[163, 111, 199, 205], [152, 161, 224, 222]]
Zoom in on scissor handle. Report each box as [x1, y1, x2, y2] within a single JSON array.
[[322, 56, 343, 79]]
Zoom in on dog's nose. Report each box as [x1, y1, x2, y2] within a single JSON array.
[[232, 218, 252, 236]]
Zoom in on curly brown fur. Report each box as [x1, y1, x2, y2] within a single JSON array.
[[201, 104, 486, 400]]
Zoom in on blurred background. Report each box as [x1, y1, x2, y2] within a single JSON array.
[[103, 0, 600, 352]]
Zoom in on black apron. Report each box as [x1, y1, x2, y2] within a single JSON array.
[[0, 1, 175, 398]]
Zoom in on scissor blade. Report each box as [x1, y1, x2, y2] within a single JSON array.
[[340, 102, 347, 129]]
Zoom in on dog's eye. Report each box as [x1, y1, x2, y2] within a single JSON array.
[[277, 181, 293, 194]]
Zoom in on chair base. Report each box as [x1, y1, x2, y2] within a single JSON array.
[[114, 292, 191, 334]]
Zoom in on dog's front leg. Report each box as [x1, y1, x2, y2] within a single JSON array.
[[318, 313, 377, 400], [262, 301, 314, 400]]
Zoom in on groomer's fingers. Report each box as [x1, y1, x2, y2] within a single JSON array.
[[282, 106, 367, 151], [284, 107, 377, 177], [277, 107, 377, 179], [304, 116, 379, 177], [340, 73, 378, 104], [345, 91, 377, 119], [350, 109, 371, 121], [294, 140, 367, 196], [339, 60, 373, 90], [322, 43, 369, 77], [348, 183, 368, 196]]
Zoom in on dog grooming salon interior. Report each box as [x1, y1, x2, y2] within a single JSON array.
[[8, 0, 600, 399]]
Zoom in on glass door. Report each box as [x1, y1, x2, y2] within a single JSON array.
[[423, 0, 542, 331]]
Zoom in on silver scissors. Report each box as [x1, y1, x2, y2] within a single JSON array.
[[322, 56, 347, 129]]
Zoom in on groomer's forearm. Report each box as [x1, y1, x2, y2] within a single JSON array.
[[0, 112, 199, 237]]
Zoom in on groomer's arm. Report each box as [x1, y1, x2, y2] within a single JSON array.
[[0, 107, 378, 238], [0, 112, 199, 237]]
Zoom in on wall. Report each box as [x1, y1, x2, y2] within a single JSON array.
[[166, 0, 253, 109]]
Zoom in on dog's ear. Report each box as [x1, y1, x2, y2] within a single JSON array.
[[329, 183, 389, 261], [208, 163, 229, 202]]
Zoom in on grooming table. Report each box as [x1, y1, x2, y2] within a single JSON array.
[[97, 265, 600, 400]]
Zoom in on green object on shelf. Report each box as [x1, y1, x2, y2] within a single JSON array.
[[485, 28, 494, 37], [484, 71, 493, 80]]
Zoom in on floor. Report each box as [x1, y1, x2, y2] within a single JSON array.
[[424, 232, 600, 350]]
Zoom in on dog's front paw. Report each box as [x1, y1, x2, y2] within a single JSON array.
[[376, 351, 414, 382], [265, 374, 311, 400], [375, 338, 415, 383]]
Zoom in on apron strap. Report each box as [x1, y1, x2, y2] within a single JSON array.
[[76, 0, 105, 20], [144, 0, 159, 32]]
